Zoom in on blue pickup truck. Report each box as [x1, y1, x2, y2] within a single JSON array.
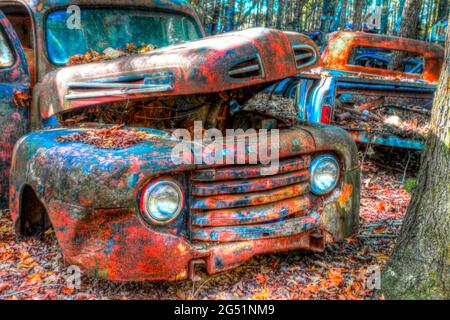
[[269, 32, 444, 151]]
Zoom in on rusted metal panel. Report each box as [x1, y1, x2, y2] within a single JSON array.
[[322, 31, 444, 83], [0, 13, 30, 208], [191, 182, 310, 210], [347, 130, 425, 150], [191, 212, 321, 242], [192, 169, 309, 196], [192, 155, 311, 182], [205, 232, 314, 274], [191, 195, 313, 227], [38, 28, 318, 119]]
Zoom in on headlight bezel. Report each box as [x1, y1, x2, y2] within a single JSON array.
[[309, 154, 341, 195], [140, 177, 185, 225]]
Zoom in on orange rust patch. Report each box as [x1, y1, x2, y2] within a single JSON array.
[[13, 91, 31, 108], [338, 184, 353, 208]]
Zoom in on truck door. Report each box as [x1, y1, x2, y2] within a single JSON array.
[[0, 11, 31, 208]]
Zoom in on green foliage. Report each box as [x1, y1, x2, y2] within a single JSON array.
[[403, 178, 417, 193]]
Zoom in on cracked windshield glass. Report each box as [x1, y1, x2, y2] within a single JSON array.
[[46, 8, 202, 65]]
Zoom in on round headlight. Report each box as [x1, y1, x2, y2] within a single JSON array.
[[141, 179, 184, 224], [310, 155, 340, 195]]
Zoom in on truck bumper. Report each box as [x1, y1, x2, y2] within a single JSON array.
[[347, 130, 425, 150]]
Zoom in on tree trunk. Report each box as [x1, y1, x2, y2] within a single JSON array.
[[313, 0, 321, 29], [396, 0, 423, 39], [224, 0, 236, 32], [380, 0, 389, 34], [209, 0, 221, 35], [255, 0, 262, 27], [266, 0, 274, 27], [340, 0, 349, 29], [381, 15, 450, 300], [353, 0, 365, 31], [276, 0, 284, 29], [320, 0, 332, 32], [293, 0, 303, 31], [390, 0, 424, 69], [329, 0, 338, 31], [438, 0, 448, 21]]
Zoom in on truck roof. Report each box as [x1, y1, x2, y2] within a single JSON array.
[[324, 31, 444, 57], [322, 31, 444, 83]]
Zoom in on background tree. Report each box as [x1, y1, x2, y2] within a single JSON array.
[[276, 0, 285, 29], [396, 0, 424, 38], [266, 0, 274, 27], [320, 0, 332, 32], [352, 0, 365, 30], [189, 0, 447, 41], [438, 0, 448, 21], [339, 0, 349, 29], [381, 15, 450, 300], [381, 0, 390, 33]]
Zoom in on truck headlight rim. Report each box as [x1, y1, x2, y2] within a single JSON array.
[[309, 154, 340, 195], [140, 177, 184, 225]]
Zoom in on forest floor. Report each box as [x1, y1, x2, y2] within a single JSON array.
[[0, 151, 417, 300]]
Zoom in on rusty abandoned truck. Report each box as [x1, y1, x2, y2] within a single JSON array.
[[0, 0, 359, 281], [271, 31, 444, 150]]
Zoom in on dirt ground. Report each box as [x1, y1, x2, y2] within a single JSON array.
[[0, 154, 416, 300]]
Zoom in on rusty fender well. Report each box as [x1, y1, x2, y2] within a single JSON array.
[[38, 28, 319, 119], [9, 128, 194, 213], [301, 124, 360, 240]]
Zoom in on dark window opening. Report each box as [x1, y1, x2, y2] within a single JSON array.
[[348, 46, 425, 75], [0, 4, 35, 79]]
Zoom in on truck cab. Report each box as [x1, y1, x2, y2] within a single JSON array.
[[0, 0, 360, 281], [273, 31, 444, 151]]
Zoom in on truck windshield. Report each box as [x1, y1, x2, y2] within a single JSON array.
[[46, 8, 202, 65]]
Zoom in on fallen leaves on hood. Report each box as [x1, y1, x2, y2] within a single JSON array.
[[242, 93, 298, 126], [56, 126, 159, 149], [67, 43, 157, 66]]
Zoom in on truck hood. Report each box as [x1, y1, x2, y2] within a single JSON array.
[[39, 28, 320, 119]]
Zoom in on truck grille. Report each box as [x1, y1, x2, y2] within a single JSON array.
[[190, 156, 320, 242]]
